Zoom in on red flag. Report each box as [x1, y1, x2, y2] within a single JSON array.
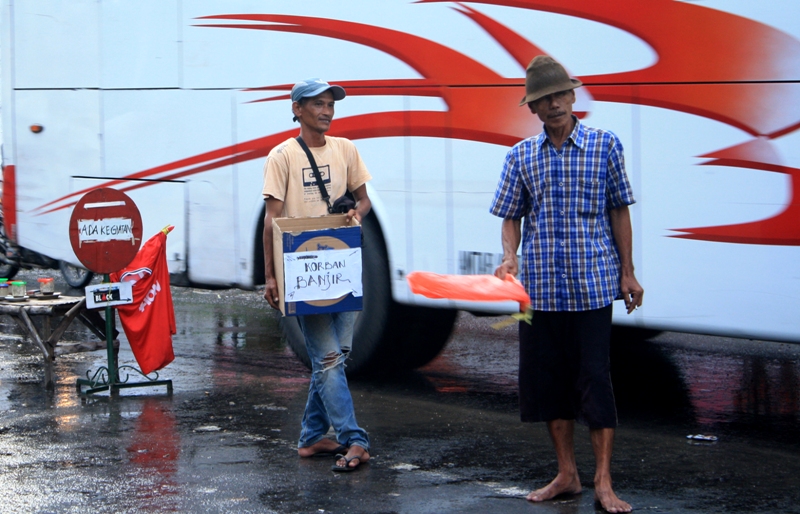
[[110, 231, 176, 375]]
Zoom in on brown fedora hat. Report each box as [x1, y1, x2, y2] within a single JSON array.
[[519, 55, 582, 106]]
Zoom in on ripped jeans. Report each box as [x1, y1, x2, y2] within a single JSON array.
[[297, 311, 370, 451]]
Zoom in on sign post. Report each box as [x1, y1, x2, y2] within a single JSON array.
[[70, 188, 172, 396]]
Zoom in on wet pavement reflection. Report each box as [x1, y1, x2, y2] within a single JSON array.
[[0, 270, 798, 513]]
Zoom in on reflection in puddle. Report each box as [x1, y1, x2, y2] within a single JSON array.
[[608, 332, 800, 440], [678, 351, 800, 430], [420, 314, 518, 397], [126, 398, 181, 511], [205, 308, 309, 402], [419, 316, 800, 441]]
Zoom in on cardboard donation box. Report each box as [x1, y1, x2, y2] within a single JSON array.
[[272, 215, 363, 316]]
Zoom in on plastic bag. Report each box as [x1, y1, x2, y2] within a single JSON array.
[[406, 271, 531, 312]]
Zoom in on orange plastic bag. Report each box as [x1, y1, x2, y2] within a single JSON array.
[[406, 271, 531, 312]]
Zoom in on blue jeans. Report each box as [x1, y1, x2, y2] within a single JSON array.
[[296, 311, 370, 450]]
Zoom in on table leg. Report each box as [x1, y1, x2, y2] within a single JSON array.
[[77, 307, 119, 343], [17, 308, 55, 389], [46, 299, 87, 347]]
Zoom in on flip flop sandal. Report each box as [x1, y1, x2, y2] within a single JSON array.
[[306, 445, 348, 458], [331, 454, 362, 472]]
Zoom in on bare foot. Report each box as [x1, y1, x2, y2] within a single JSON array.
[[595, 486, 632, 513], [526, 473, 582, 502], [297, 439, 345, 458], [334, 445, 370, 470]]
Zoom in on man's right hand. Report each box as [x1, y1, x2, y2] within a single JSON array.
[[264, 277, 280, 310], [496, 218, 521, 280], [494, 256, 518, 280], [262, 196, 285, 311]]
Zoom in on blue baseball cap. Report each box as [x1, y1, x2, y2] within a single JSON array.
[[290, 78, 346, 103]]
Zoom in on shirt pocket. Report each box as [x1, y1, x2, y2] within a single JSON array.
[[576, 178, 604, 216]]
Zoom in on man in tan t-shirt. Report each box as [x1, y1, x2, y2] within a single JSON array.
[[262, 78, 372, 472]]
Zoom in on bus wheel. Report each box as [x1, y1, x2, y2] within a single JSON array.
[[59, 261, 95, 288]]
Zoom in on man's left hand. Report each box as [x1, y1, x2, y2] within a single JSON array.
[[620, 274, 644, 314], [345, 208, 360, 224]]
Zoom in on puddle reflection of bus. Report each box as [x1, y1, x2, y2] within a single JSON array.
[[679, 352, 800, 430]]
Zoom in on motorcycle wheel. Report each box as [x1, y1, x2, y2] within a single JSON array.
[[0, 260, 19, 280], [59, 261, 95, 288], [0, 220, 20, 279]]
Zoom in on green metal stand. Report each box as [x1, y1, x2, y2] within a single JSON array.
[[76, 275, 172, 397]]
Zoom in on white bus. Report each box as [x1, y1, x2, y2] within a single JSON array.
[[2, 0, 799, 373]]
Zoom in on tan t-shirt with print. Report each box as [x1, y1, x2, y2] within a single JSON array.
[[262, 136, 372, 218]]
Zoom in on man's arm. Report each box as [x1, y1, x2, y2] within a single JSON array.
[[609, 205, 643, 314], [494, 218, 521, 279], [348, 183, 371, 223], [263, 197, 285, 310]]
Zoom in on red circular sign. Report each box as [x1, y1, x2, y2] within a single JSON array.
[[68, 188, 143, 274]]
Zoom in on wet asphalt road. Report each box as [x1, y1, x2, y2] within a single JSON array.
[[0, 270, 799, 513]]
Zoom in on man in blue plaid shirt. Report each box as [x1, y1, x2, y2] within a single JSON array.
[[491, 56, 643, 514]]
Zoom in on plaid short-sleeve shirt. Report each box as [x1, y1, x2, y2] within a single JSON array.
[[490, 118, 635, 312]]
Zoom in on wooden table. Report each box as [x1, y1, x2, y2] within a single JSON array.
[[0, 295, 109, 388]]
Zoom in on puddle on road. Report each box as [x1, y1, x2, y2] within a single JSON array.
[[0, 280, 799, 443], [420, 315, 800, 446]]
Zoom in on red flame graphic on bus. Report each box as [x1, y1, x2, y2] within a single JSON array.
[[35, 0, 800, 245]]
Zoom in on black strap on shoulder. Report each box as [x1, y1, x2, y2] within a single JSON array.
[[296, 136, 334, 213]]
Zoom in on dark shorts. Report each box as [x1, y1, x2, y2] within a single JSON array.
[[519, 304, 617, 428]]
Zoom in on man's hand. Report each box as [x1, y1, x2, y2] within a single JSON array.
[[496, 218, 522, 280], [620, 273, 643, 314], [345, 208, 360, 224], [609, 206, 643, 314], [347, 184, 371, 225], [494, 255, 519, 280], [262, 196, 284, 311], [264, 277, 280, 310]]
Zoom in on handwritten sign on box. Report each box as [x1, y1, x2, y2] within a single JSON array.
[[283, 248, 363, 303], [272, 215, 362, 315]]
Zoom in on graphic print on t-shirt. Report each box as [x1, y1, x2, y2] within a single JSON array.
[[302, 164, 332, 203]]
